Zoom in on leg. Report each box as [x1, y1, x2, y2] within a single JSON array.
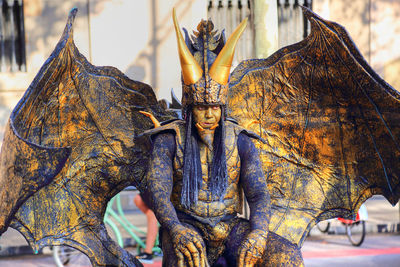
[[134, 194, 158, 254], [223, 219, 304, 266], [262, 231, 304, 267]]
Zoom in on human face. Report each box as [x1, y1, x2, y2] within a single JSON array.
[[192, 105, 221, 130]]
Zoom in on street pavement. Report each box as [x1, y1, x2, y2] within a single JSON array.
[[1, 233, 399, 267], [0, 194, 398, 266], [303, 233, 400, 266]]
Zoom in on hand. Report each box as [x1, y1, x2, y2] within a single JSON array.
[[238, 230, 268, 267], [170, 224, 208, 267]]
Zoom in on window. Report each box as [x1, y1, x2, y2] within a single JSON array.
[[208, 0, 313, 61], [278, 0, 312, 48], [208, 0, 254, 65], [0, 0, 26, 72]]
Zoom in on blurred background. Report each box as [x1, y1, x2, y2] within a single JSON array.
[[0, 0, 399, 147], [0, 1, 399, 265]]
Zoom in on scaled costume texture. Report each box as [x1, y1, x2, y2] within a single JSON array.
[[0, 6, 399, 267]]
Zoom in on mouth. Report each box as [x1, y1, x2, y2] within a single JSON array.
[[201, 122, 215, 128]]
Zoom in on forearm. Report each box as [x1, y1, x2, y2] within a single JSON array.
[[238, 155, 271, 266], [247, 187, 271, 233], [238, 133, 271, 233], [243, 163, 270, 232], [147, 175, 180, 232]]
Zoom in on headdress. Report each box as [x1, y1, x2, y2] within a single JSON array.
[[173, 10, 247, 207], [173, 9, 247, 107]]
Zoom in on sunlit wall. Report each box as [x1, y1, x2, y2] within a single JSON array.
[[0, 0, 399, 149]]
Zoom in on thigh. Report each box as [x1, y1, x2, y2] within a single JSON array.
[[223, 220, 303, 267]]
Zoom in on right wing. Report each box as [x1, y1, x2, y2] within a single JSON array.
[[0, 8, 174, 266], [228, 8, 400, 247]]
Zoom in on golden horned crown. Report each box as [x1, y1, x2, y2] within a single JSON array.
[[172, 9, 247, 107]]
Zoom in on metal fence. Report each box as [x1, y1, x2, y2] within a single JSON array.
[[208, 0, 312, 62], [278, 0, 312, 48], [0, 0, 25, 72], [208, 0, 253, 67]]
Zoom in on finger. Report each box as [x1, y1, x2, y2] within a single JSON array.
[[245, 245, 260, 267], [238, 246, 246, 267], [192, 239, 207, 267], [192, 237, 205, 253], [202, 252, 209, 267], [186, 242, 201, 267], [244, 250, 255, 267], [199, 249, 207, 267], [176, 250, 185, 267], [180, 246, 195, 267]]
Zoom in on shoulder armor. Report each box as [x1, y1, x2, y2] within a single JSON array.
[[141, 119, 185, 141]]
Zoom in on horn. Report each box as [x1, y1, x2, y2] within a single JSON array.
[[173, 8, 203, 85], [209, 18, 248, 85]]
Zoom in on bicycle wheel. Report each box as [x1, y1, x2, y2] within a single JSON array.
[[105, 218, 124, 247], [346, 220, 366, 246], [317, 221, 331, 233], [53, 245, 90, 266]]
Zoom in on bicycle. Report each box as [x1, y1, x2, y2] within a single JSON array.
[[53, 188, 161, 266], [316, 203, 368, 246]]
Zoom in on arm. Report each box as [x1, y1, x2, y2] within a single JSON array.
[[146, 132, 180, 232], [237, 132, 271, 266], [146, 132, 207, 267]]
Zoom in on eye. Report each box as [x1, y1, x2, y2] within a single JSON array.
[[196, 105, 206, 111], [211, 106, 220, 110]]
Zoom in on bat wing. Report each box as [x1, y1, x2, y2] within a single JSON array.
[[228, 7, 400, 246], [0, 8, 175, 266]]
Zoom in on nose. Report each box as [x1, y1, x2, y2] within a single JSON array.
[[205, 107, 212, 118]]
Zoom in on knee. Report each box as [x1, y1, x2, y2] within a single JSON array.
[[263, 232, 304, 266], [134, 194, 149, 212], [133, 194, 142, 206]]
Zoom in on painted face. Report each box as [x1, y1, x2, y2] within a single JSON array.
[[192, 105, 221, 130]]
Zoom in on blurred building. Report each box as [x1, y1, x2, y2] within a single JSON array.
[[0, 0, 399, 147]]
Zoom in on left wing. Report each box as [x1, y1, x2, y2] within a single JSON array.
[[228, 7, 400, 246], [0, 8, 174, 266]]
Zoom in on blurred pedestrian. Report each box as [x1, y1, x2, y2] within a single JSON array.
[[133, 193, 159, 264]]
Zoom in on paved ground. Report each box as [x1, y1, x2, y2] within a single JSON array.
[[0, 194, 398, 266], [303, 233, 400, 266], [1, 233, 399, 267], [0, 247, 162, 267]]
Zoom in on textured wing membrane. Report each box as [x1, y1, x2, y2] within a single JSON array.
[[0, 121, 70, 235], [3, 9, 174, 266], [228, 8, 400, 246]]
